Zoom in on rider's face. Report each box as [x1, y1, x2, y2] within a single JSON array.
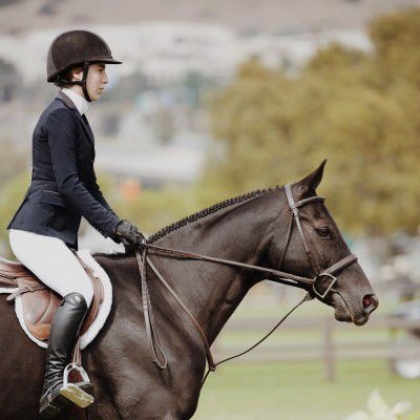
[[86, 64, 108, 101], [71, 63, 109, 102]]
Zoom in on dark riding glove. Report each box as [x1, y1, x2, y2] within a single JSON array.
[[112, 219, 145, 248]]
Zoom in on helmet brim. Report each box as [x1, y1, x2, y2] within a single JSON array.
[[47, 58, 122, 82], [90, 58, 123, 65]]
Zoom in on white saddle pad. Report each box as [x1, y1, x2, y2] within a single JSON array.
[[0, 249, 113, 350]]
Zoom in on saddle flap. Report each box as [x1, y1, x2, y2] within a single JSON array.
[[15, 266, 104, 341], [17, 276, 59, 340]]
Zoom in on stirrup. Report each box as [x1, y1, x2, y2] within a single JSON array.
[[60, 363, 94, 408]]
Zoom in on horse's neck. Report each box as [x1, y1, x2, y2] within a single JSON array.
[[154, 191, 281, 344]]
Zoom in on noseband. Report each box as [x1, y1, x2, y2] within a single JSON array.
[[284, 184, 358, 299]]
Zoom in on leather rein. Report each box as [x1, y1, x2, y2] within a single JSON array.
[[135, 183, 358, 377]]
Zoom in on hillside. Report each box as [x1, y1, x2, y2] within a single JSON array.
[[1, 0, 420, 35]]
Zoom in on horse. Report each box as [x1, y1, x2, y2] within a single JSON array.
[[0, 161, 378, 420]]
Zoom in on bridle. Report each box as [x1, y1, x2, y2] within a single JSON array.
[[135, 183, 358, 375], [284, 183, 357, 299]]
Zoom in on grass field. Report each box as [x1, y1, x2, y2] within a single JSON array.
[[189, 286, 420, 419], [194, 359, 420, 420]]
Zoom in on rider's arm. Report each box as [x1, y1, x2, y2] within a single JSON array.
[[46, 107, 120, 238]]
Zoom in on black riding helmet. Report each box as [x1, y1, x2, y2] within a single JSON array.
[[47, 30, 122, 102]]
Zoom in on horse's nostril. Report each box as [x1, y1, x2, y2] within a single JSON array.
[[362, 294, 379, 313], [363, 295, 372, 307]]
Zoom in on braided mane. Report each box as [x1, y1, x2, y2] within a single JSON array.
[[149, 186, 281, 243]]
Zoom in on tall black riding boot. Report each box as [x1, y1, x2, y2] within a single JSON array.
[[39, 293, 93, 419]]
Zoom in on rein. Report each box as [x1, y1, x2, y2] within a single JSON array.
[[134, 183, 359, 380], [135, 248, 313, 380], [200, 291, 313, 386]]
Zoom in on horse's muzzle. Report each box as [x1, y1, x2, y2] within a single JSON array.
[[331, 292, 379, 326]]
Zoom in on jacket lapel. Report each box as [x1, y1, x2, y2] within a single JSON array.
[[56, 91, 95, 150], [81, 114, 95, 151]]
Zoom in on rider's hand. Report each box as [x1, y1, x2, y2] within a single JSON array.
[[112, 219, 145, 248]]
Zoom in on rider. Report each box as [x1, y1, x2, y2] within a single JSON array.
[[7, 30, 143, 418]]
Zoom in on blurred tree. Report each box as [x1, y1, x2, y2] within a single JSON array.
[[205, 58, 297, 194], [155, 108, 175, 144], [369, 7, 420, 88], [0, 59, 20, 102], [0, 171, 30, 257], [305, 42, 367, 73], [0, 140, 27, 189], [184, 71, 216, 107], [112, 185, 202, 236], [205, 8, 420, 235]]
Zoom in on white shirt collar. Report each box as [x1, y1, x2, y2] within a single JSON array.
[[61, 88, 89, 115]]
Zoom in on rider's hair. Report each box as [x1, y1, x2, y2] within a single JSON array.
[[53, 66, 83, 88]]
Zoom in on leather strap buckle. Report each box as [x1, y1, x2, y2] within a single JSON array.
[[313, 273, 337, 299]]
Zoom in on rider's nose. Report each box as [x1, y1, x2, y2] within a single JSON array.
[[362, 294, 379, 314]]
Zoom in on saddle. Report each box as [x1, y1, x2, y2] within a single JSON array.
[[0, 255, 104, 341]]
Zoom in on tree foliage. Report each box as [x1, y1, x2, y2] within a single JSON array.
[[369, 7, 420, 88], [206, 8, 420, 235], [0, 172, 30, 256]]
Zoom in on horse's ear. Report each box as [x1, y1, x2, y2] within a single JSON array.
[[296, 160, 327, 193]]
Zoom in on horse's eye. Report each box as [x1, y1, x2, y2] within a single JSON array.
[[315, 226, 332, 238]]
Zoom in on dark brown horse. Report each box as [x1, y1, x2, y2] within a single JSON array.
[[0, 162, 378, 420]]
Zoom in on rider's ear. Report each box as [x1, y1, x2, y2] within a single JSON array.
[[296, 159, 327, 196]]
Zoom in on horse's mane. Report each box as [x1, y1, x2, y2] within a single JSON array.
[[96, 186, 281, 260], [149, 186, 281, 243]]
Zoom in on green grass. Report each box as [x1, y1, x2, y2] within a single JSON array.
[[194, 359, 420, 420], [193, 288, 420, 419]]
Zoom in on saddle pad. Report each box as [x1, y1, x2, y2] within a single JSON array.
[[11, 250, 112, 350]]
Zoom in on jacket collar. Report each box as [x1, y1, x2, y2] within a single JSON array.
[[57, 90, 76, 109], [56, 91, 94, 148], [61, 88, 89, 115]]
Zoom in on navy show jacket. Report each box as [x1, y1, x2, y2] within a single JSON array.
[[8, 91, 120, 249]]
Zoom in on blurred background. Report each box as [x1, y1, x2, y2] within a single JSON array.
[[1, 0, 420, 418]]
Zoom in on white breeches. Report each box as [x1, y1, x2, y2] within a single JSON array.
[[9, 229, 93, 307]]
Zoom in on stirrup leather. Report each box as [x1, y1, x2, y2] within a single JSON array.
[[60, 363, 94, 408]]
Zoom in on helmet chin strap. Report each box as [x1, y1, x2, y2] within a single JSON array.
[[70, 62, 92, 102]]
